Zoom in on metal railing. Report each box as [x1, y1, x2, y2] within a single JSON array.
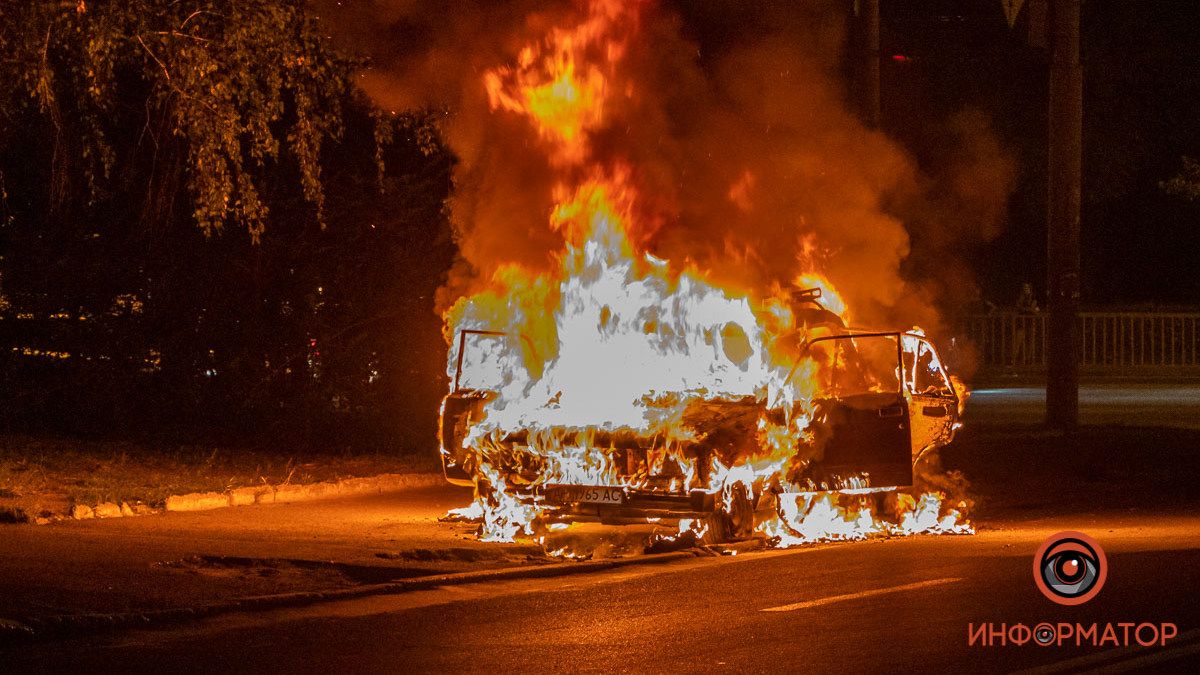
[[964, 312, 1200, 369]]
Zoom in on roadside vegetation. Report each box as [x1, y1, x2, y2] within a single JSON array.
[[0, 1, 455, 457], [0, 434, 440, 520]]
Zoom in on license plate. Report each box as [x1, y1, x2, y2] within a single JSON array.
[[543, 485, 626, 505]]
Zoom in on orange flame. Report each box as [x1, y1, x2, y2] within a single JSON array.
[[484, 0, 639, 166], [442, 0, 971, 552]]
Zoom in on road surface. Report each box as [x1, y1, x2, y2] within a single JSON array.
[[4, 509, 1199, 672], [966, 383, 1200, 428], [2, 383, 1199, 671]]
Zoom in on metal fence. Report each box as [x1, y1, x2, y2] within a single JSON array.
[[964, 312, 1200, 369]]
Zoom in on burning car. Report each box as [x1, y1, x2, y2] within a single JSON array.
[[440, 285, 964, 544], [432, 0, 971, 547]]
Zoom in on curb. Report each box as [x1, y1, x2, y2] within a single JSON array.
[[0, 550, 698, 646], [163, 472, 446, 513], [4, 472, 450, 525]]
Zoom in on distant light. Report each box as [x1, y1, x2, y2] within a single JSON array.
[[891, 54, 911, 63]]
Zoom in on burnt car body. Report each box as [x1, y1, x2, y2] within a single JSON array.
[[439, 296, 960, 531]]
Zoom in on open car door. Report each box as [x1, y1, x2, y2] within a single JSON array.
[[804, 333, 913, 488], [439, 330, 512, 486], [901, 334, 960, 462]]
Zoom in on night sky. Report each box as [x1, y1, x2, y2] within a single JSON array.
[[878, 0, 1200, 307]]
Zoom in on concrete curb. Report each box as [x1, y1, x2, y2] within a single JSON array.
[[5, 472, 448, 525], [164, 472, 445, 512], [0, 550, 699, 646]]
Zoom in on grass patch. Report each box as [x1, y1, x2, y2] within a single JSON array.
[[0, 434, 440, 510]]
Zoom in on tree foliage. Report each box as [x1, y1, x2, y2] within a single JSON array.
[[1, 0, 357, 239], [0, 2, 458, 453]]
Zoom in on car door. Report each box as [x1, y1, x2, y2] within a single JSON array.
[[901, 334, 960, 462], [440, 330, 512, 485], [803, 333, 914, 488]]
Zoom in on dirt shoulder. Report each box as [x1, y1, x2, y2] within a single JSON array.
[[0, 434, 440, 522]]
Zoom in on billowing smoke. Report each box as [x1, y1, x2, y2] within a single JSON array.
[[317, 0, 1014, 338]]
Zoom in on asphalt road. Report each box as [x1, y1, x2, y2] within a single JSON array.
[[0, 484, 537, 619], [5, 511, 1199, 673], [966, 383, 1200, 428], [2, 383, 1200, 672]]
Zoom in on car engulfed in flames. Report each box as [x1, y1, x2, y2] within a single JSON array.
[[436, 194, 969, 547], [439, 263, 971, 548], [432, 0, 972, 550]]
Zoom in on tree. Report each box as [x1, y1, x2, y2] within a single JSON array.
[[0, 0, 354, 239], [0, 2, 457, 452]]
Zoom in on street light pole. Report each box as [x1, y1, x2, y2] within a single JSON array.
[[861, 0, 881, 128], [1046, 0, 1081, 429]]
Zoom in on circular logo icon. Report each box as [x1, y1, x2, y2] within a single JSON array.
[[1033, 622, 1056, 646], [1033, 531, 1107, 605]]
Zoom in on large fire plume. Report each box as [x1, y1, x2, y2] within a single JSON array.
[[424, 0, 972, 552], [318, 0, 1008, 553]]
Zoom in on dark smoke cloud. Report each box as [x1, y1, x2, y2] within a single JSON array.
[[316, 0, 1014, 336]]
